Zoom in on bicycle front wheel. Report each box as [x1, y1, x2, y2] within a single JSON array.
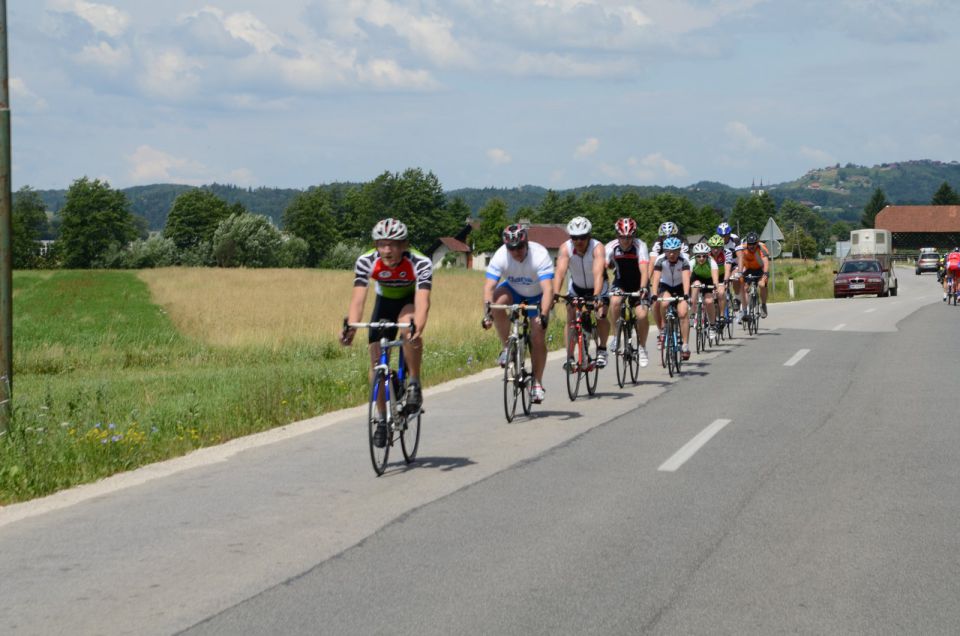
[[519, 336, 533, 415], [503, 339, 519, 422], [566, 327, 582, 401], [665, 319, 676, 378], [615, 320, 627, 388], [627, 321, 640, 383], [368, 371, 390, 475], [585, 327, 599, 396], [400, 409, 420, 464]]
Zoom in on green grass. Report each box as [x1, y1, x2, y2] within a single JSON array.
[[0, 271, 509, 504], [767, 260, 836, 302]]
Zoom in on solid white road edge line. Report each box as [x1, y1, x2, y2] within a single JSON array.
[[658, 419, 732, 472], [784, 349, 810, 367]]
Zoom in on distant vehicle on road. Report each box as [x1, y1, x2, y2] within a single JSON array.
[[834, 258, 896, 298], [915, 249, 940, 275]]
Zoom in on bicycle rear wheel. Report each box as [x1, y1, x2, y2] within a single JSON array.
[[665, 319, 676, 378], [503, 339, 519, 422], [695, 306, 705, 354], [585, 327, 599, 396], [566, 327, 583, 401], [368, 371, 390, 475]]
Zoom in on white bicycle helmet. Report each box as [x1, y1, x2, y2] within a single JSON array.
[[371, 218, 408, 241], [692, 242, 710, 255], [658, 221, 678, 237], [566, 216, 592, 237]]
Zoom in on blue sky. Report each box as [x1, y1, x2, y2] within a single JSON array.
[[9, 1, 960, 191]]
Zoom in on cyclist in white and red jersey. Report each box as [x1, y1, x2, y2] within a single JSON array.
[[342, 218, 432, 442], [482, 224, 555, 404], [554, 216, 611, 368], [944, 247, 960, 301], [605, 217, 651, 367]]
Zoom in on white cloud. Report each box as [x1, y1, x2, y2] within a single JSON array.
[[575, 137, 600, 159], [799, 145, 835, 166], [10, 78, 48, 111], [725, 121, 772, 152], [76, 40, 130, 70], [137, 49, 202, 100], [49, 0, 130, 37], [598, 162, 625, 180], [126, 145, 208, 185], [487, 148, 512, 165], [220, 9, 283, 54], [628, 153, 689, 182]]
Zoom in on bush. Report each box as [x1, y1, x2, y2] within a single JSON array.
[[212, 213, 282, 267], [319, 241, 365, 270], [179, 241, 214, 267], [278, 236, 309, 268]]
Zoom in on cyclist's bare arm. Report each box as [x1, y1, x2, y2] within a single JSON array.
[[591, 242, 606, 298], [540, 279, 555, 319], [342, 285, 368, 345], [411, 288, 430, 339], [553, 247, 570, 299]]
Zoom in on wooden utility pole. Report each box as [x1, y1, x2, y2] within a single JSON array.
[[0, 0, 13, 432]]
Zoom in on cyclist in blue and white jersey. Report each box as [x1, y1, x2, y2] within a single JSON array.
[[342, 218, 433, 445], [649, 221, 688, 350], [716, 222, 742, 310], [650, 236, 692, 360], [605, 217, 651, 367], [482, 224, 555, 404], [553, 216, 610, 368]]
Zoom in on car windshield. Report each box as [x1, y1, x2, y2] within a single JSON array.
[[840, 261, 880, 273], [920, 253, 938, 260]]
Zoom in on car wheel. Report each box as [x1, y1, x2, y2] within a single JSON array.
[[890, 286, 898, 297]]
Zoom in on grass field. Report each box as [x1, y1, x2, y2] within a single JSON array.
[[0, 261, 835, 504]]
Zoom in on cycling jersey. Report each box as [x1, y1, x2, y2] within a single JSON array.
[[946, 251, 960, 272], [485, 241, 555, 297], [652, 253, 690, 288], [690, 256, 719, 281], [605, 238, 650, 292], [562, 238, 607, 292], [737, 243, 769, 271], [354, 248, 433, 300]]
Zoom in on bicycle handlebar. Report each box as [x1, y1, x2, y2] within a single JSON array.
[[488, 303, 538, 313], [559, 295, 599, 309], [343, 318, 416, 336]]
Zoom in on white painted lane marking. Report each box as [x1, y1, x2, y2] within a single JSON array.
[[658, 419, 732, 472], [784, 349, 810, 367], [832, 323, 846, 331], [864, 308, 876, 313]]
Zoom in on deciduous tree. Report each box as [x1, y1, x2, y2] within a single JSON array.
[[58, 177, 137, 268], [164, 189, 231, 250], [12, 186, 49, 269]]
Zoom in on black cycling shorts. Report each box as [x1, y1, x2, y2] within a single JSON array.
[[368, 295, 414, 343]]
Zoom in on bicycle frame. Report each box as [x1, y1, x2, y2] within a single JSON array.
[[489, 303, 536, 421], [656, 297, 683, 376]]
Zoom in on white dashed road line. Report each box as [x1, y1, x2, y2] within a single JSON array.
[[832, 323, 846, 331], [864, 308, 877, 313], [658, 419, 731, 472], [784, 349, 810, 367]]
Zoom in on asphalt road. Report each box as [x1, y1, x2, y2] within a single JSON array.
[[2, 268, 957, 635]]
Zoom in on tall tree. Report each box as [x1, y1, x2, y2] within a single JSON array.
[[164, 189, 231, 250], [282, 188, 341, 266], [861, 188, 888, 228], [474, 198, 510, 253], [12, 186, 49, 268], [58, 177, 137, 268], [931, 181, 960, 205], [728, 195, 768, 236], [212, 213, 282, 267]]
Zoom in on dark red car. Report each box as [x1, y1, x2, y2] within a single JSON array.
[[833, 259, 893, 298]]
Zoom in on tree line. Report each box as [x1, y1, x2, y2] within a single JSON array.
[[12, 169, 960, 270]]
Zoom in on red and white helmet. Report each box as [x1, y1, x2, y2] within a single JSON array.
[[615, 218, 637, 236], [502, 224, 528, 247], [371, 218, 408, 241]]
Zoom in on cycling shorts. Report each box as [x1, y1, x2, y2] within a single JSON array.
[[496, 282, 542, 317], [657, 283, 684, 297], [691, 275, 716, 289], [743, 268, 764, 282], [369, 295, 413, 344], [570, 282, 610, 306]]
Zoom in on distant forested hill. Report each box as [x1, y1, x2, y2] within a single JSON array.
[[27, 159, 960, 230]]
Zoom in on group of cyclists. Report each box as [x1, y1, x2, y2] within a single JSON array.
[[342, 215, 772, 440]]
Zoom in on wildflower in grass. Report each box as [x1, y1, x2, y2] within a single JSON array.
[[112, 435, 122, 442], [151, 426, 158, 434], [108, 423, 116, 430], [101, 439, 108, 444]]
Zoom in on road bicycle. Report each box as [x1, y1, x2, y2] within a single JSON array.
[[657, 297, 683, 377], [609, 289, 643, 388], [721, 281, 735, 340], [561, 295, 600, 400], [344, 319, 421, 476], [488, 303, 535, 422], [691, 282, 716, 353], [742, 274, 762, 336]]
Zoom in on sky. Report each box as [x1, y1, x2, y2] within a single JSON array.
[[8, 1, 960, 192]]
